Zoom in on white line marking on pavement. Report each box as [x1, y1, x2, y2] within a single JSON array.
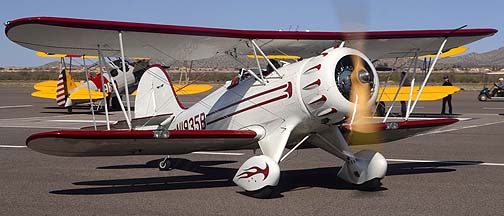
[[417, 120, 504, 136], [455, 118, 472, 121], [192, 151, 244, 156], [464, 113, 502, 116], [0, 105, 33, 109], [49, 119, 110, 123], [0, 125, 80, 129], [0, 145, 26, 148], [387, 158, 504, 166], [0, 114, 70, 121], [483, 107, 504, 110]]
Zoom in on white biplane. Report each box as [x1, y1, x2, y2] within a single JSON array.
[[5, 17, 496, 197]]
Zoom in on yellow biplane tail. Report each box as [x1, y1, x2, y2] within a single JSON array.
[[55, 69, 77, 107]]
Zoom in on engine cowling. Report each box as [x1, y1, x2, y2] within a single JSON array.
[[299, 47, 379, 124]]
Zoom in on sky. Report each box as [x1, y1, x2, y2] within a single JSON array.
[[1, 0, 502, 67]]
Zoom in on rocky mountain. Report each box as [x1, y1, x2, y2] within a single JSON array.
[[33, 47, 504, 70], [438, 47, 504, 68]]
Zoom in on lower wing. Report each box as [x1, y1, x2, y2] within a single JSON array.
[[26, 129, 261, 157], [32, 81, 104, 101], [378, 86, 460, 102], [342, 118, 458, 145]]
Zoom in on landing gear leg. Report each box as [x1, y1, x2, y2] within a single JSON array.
[[313, 127, 387, 191], [158, 156, 172, 171]]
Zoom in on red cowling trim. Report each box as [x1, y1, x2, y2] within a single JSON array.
[[5, 17, 498, 40], [26, 129, 257, 144]]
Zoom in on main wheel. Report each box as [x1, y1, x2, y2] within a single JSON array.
[[357, 178, 382, 191], [244, 186, 276, 199], [478, 94, 487, 101], [158, 159, 172, 171]]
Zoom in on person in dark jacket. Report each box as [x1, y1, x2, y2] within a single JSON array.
[[441, 75, 453, 115], [400, 72, 409, 117]]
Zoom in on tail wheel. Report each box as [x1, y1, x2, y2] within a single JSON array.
[[158, 157, 172, 171]]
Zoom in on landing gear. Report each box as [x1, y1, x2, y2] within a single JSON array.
[[158, 156, 172, 171], [337, 150, 387, 187], [233, 155, 280, 198]]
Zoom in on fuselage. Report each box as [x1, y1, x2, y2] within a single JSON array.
[[169, 47, 379, 147]]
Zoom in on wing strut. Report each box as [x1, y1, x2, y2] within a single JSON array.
[[119, 31, 132, 122], [251, 40, 265, 83], [98, 52, 131, 129], [406, 51, 420, 119], [407, 38, 448, 119], [251, 40, 283, 79], [83, 56, 97, 130], [382, 51, 419, 122], [97, 45, 111, 130]]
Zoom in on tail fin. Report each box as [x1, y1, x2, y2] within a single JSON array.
[[134, 65, 186, 118], [55, 69, 78, 107]]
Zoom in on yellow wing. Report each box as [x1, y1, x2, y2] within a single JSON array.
[[174, 84, 213, 95], [246, 55, 301, 60], [378, 86, 460, 102], [419, 46, 468, 58], [32, 80, 103, 100], [68, 88, 104, 100], [131, 84, 213, 96]]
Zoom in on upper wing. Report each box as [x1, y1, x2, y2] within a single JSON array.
[[5, 17, 497, 61], [26, 129, 260, 156]]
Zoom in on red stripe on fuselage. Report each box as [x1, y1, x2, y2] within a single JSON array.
[[207, 82, 289, 116], [207, 94, 289, 125]]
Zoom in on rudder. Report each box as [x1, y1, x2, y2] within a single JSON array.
[[55, 69, 78, 107], [134, 65, 185, 118]]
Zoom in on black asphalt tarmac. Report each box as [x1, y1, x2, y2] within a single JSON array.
[[0, 87, 503, 215]]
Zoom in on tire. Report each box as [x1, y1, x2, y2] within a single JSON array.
[[158, 159, 171, 171], [478, 94, 487, 101], [244, 186, 276, 199], [357, 178, 383, 191]]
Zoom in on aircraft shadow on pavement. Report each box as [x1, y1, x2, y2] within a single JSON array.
[[49, 158, 481, 197]]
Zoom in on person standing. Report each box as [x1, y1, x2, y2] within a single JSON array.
[[441, 75, 453, 115], [400, 72, 409, 117]]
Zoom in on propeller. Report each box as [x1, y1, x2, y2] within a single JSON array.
[[334, 0, 384, 147]]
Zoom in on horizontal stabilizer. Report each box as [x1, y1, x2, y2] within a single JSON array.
[[34, 80, 59, 91]]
